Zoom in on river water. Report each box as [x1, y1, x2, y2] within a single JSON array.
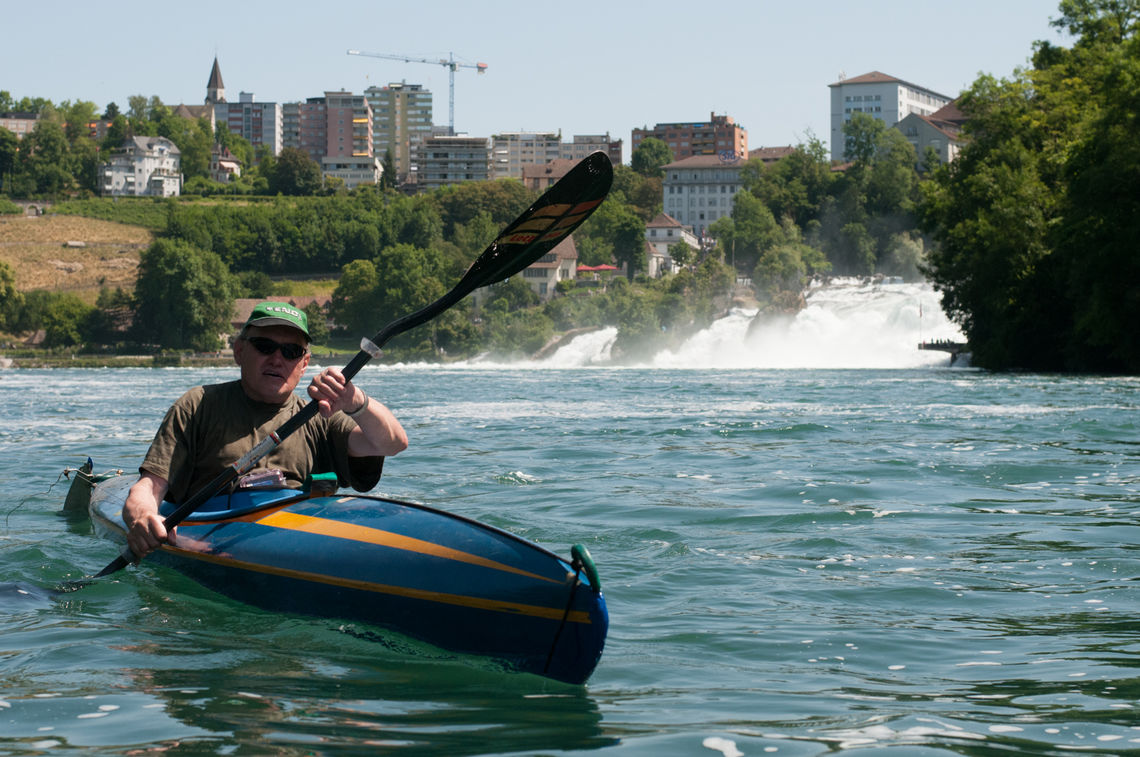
[[1, 281, 1138, 755]]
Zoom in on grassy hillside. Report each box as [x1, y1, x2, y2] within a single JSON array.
[[0, 214, 152, 303]]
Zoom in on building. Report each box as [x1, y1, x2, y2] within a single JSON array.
[[662, 154, 745, 238], [209, 143, 242, 183], [895, 101, 966, 166], [323, 91, 373, 160], [321, 155, 382, 189], [521, 158, 577, 191], [283, 91, 373, 166], [520, 236, 578, 300], [365, 82, 433, 185], [418, 134, 492, 190], [560, 133, 623, 168], [829, 71, 953, 161], [101, 136, 182, 197], [632, 113, 748, 161], [749, 145, 797, 164], [645, 213, 699, 277], [491, 131, 562, 179], [214, 92, 283, 156], [0, 112, 37, 139]]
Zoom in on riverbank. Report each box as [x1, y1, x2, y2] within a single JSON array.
[[0, 352, 356, 369]]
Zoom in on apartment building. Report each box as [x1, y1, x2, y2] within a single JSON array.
[[632, 113, 747, 161], [662, 154, 744, 238], [214, 92, 283, 156], [101, 136, 182, 197], [365, 82, 433, 185], [560, 133, 623, 167], [418, 134, 492, 190], [491, 131, 562, 179], [829, 71, 952, 161], [283, 92, 374, 186], [0, 112, 37, 139]]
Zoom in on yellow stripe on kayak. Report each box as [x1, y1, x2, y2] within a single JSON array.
[[255, 510, 559, 583], [161, 546, 592, 624]]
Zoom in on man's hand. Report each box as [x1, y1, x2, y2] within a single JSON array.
[[122, 472, 174, 559], [307, 366, 361, 417]]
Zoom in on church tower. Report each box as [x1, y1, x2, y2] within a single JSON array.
[[206, 56, 226, 104]]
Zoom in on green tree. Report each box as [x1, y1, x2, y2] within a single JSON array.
[[0, 127, 17, 191], [303, 300, 330, 345], [668, 239, 696, 270], [269, 147, 323, 196], [133, 239, 239, 351], [0, 259, 22, 330], [329, 259, 380, 335], [630, 137, 673, 178], [42, 293, 94, 348]]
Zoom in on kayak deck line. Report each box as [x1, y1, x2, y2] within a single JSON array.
[[253, 510, 560, 584], [157, 545, 593, 624]]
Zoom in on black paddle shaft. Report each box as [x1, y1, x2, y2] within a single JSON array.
[[94, 151, 613, 578]]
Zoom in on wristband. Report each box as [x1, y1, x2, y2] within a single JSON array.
[[345, 390, 369, 418]]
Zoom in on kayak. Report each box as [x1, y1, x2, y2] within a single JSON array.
[[64, 460, 607, 685]]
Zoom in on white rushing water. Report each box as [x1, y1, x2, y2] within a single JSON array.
[[535, 278, 965, 370]]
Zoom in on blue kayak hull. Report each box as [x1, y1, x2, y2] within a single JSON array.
[[86, 474, 607, 684]]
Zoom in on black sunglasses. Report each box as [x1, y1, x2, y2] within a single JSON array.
[[244, 336, 307, 361]]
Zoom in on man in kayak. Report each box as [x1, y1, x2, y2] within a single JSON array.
[[122, 301, 408, 558]]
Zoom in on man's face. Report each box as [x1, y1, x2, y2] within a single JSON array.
[[233, 324, 311, 404]]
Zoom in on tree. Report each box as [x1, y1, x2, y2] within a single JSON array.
[[0, 127, 17, 191], [42, 293, 93, 348], [921, 0, 1140, 371], [630, 137, 673, 178], [303, 301, 330, 345], [381, 148, 397, 190], [134, 239, 239, 351], [0, 260, 22, 330], [329, 259, 380, 335], [843, 112, 887, 164], [268, 147, 323, 196], [668, 240, 696, 270]]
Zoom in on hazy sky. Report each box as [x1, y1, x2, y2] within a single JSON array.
[[5, 1, 1069, 160]]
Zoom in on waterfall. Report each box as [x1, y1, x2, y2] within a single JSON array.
[[538, 279, 966, 369]]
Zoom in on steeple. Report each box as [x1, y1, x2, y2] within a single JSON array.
[[206, 56, 226, 104]]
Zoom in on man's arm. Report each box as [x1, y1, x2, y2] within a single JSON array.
[[122, 471, 173, 559], [307, 366, 408, 457]]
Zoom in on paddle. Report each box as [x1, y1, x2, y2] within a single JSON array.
[[92, 151, 613, 579]]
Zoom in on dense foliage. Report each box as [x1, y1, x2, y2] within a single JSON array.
[[921, 0, 1140, 372]]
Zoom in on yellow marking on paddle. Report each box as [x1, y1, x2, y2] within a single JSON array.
[[163, 547, 591, 624], [255, 510, 557, 583]]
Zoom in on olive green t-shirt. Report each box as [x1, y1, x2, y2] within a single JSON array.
[[141, 380, 383, 503]]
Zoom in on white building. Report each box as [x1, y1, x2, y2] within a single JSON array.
[[321, 155, 382, 189], [896, 101, 966, 167], [645, 213, 699, 277], [829, 71, 952, 162], [101, 136, 182, 197], [519, 236, 578, 300], [662, 154, 744, 238], [491, 131, 562, 179]]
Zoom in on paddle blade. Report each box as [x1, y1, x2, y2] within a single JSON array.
[[458, 151, 613, 292]]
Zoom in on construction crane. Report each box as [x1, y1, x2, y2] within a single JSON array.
[[347, 49, 487, 135]]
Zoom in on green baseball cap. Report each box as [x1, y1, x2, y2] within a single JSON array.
[[243, 301, 309, 339]]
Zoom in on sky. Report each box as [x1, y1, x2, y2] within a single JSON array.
[[5, 1, 1070, 162]]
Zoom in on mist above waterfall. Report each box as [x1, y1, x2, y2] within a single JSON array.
[[535, 278, 966, 369]]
